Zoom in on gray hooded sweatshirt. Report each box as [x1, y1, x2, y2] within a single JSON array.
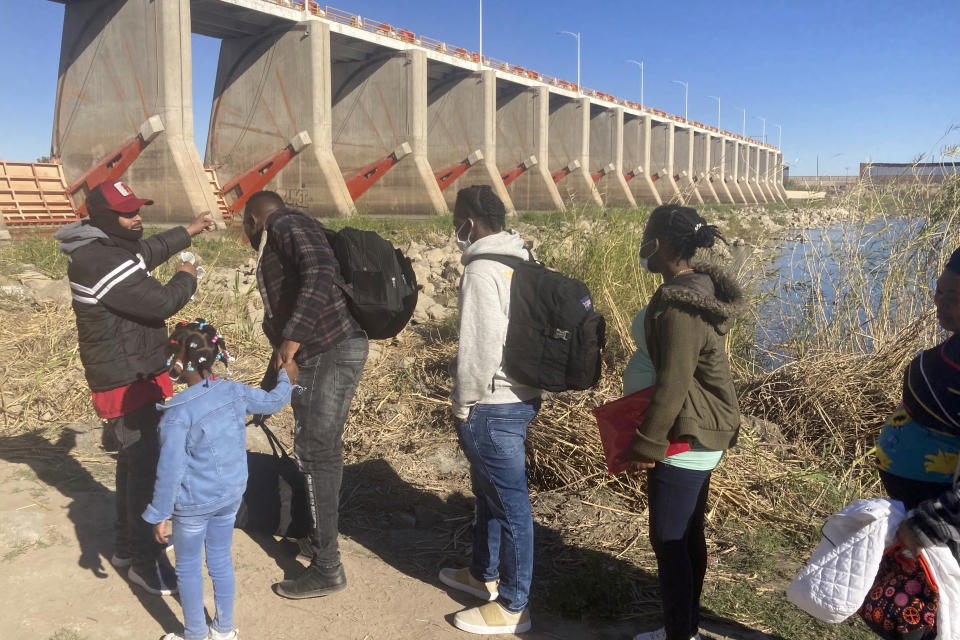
[[452, 230, 541, 419]]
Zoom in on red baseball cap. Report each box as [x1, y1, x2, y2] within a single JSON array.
[[86, 180, 153, 215]]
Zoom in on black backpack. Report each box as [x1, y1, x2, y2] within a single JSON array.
[[235, 417, 311, 539], [463, 254, 606, 391], [323, 227, 418, 340]]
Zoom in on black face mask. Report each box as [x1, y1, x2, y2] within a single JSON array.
[[246, 227, 264, 250], [89, 209, 143, 254]]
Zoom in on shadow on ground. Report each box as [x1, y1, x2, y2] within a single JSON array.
[[0, 426, 182, 634], [331, 457, 787, 640]]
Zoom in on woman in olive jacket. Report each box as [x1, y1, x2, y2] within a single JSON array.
[[621, 205, 747, 640]]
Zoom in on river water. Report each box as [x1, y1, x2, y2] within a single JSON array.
[[747, 218, 933, 368]]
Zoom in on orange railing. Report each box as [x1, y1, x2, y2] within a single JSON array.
[[250, 2, 778, 149]]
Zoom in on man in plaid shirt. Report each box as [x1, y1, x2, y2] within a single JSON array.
[[244, 191, 368, 599]]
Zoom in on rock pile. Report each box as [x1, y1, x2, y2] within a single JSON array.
[[0, 265, 71, 308]]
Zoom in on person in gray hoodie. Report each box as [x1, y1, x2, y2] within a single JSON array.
[[438, 185, 541, 635]]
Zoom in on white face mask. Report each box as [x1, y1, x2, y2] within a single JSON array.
[[455, 220, 474, 252], [638, 239, 658, 271]]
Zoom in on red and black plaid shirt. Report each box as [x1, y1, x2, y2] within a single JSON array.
[[256, 208, 360, 362]]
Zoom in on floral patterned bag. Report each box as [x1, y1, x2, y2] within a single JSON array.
[[859, 543, 939, 639]]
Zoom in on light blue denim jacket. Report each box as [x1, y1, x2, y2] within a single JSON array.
[[142, 370, 292, 522]]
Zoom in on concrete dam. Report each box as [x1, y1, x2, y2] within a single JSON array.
[[51, 0, 786, 224]]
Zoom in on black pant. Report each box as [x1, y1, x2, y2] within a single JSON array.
[[647, 462, 712, 640], [291, 336, 368, 568], [109, 402, 164, 572]]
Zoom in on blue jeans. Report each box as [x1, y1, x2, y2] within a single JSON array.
[[173, 498, 242, 640], [291, 335, 369, 567], [456, 399, 540, 613], [647, 463, 712, 640]]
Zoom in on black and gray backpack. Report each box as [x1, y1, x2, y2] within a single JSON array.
[[464, 254, 605, 391], [324, 227, 418, 340]]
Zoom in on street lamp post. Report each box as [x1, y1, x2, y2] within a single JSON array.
[[708, 95, 720, 128], [558, 30, 581, 94], [478, 0, 482, 67], [672, 80, 688, 122], [735, 107, 746, 137], [626, 59, 644, 110], [755, 116, 766, 143], [775, 123, 782, 149]]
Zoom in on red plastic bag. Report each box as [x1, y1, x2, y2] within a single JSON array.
[[592, 387, 691, 476]]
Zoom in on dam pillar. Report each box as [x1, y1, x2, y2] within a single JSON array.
[[622, 113, 661, 205], [651, 120, 682, 204], [694, 130, 719, 203], [588, 105, 635, 207], [725, 138, 746, 203], [495, 83, 564, 211], [427, 68, 513, 210], [710, 134, 735, 203], [53, 0, 222, 223], [737, 142, 758, 203], [207, 21, 354, 217], [548, 94, 602, 207], [330, 46, 446, 215]]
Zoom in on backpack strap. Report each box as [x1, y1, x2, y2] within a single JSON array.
[[462, 252, 536, 269], [247, 415, 292, 461]]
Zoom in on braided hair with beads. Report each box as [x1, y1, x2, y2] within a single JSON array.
[[644, 205, 727, 260], [166, 319, 233, 380]]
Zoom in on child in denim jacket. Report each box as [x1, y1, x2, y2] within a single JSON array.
[[143, 319, 297, 640]]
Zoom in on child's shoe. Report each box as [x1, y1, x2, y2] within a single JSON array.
[[208, 628, 239, 640]]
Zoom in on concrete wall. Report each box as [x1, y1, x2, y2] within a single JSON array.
[[495, 83, 564, 211], [588, 105, 634, 207], [53, 0, 221, 223], [207, 21, 353, 216], [330, 45, 446, 215], [427, 68, 512, 210], [547, 95, 602, 207], [650, 120, 681, 203], [622, 114, 660, 205]]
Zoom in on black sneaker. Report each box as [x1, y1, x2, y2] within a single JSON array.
[[272, 563, 346, 599], [128, 563, 178, 596]]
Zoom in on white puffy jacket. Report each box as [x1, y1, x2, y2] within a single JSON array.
[[787, 498, 960, 639]]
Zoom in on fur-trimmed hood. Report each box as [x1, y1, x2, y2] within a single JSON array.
[[658, 262, 747, 335]]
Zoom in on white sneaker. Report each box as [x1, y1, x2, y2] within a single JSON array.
[[632, 629, 700, 640], [208, 628, 239, 640], [438, 567, 499, 601], [453, 602, 531, 635]]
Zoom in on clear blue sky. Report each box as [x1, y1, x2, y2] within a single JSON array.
[[2, 0, 957, 176]]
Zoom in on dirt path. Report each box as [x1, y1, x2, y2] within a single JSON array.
[[0, 425, 769, 640]]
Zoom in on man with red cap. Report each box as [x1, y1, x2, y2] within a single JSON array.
[[54, 180, 214, 595]]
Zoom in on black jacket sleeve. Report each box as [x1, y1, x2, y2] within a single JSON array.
[[98, 256, 196, 324], [906, 479, 960, 548], [138, 227, 192, 271]]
